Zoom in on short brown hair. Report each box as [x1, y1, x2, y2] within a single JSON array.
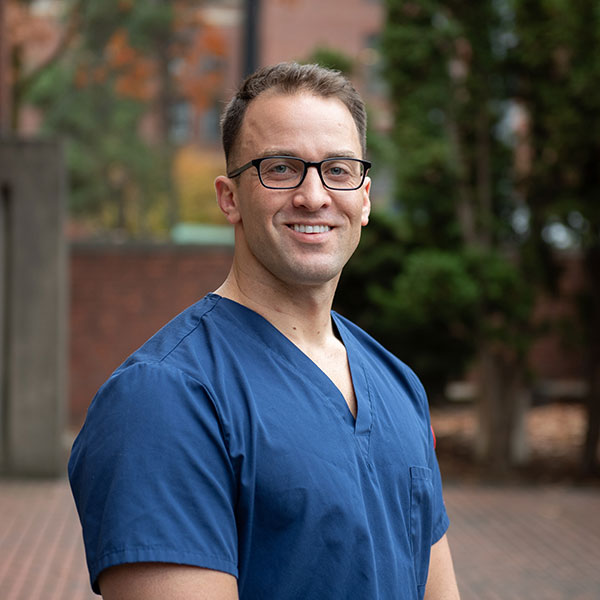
[[220, 62, 367, 167]]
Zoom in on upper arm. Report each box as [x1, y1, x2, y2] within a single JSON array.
[[98, 563, 238, 600], [69, 364, 239, 592], [424, 534, 461, 600]]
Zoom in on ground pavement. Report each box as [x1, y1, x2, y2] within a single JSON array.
[[1, 477, 599, 599]]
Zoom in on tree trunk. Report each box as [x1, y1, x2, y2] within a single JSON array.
[[0, 0, 10, 134], [582, 246, 600, 475], [445, 116, 478, 247], [154, 33, 178, 232], [582, 362, 600, 475], [476, 109, 492, 247], [475, 345, 530, 475]]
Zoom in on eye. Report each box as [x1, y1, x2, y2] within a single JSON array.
[[260, 158, 302, 180], [323, 160, 354, 180], [328, 165, 348, 176]]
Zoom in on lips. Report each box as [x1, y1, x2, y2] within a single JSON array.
[[289, 224, 331, 233]]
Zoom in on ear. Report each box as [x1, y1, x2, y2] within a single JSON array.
[[215, 175, 241, 225], [361, 177, 372, 227]]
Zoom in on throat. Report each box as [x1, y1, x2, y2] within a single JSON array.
[[300, 335, 357, 419]]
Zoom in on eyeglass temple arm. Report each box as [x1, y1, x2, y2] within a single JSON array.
[[227, 160, 255, 178]]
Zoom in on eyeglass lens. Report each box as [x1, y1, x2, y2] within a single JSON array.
[[259, 157, 365, 189]]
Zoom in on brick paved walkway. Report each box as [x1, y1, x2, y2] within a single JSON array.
[[0, 478, 598, 599], [0, 478, 94, 600], [445, 485, 600, 600]]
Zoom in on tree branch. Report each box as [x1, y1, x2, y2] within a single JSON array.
[[13, 0, 84, 99]]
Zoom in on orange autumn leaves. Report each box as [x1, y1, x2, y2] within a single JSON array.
[[72, 29, 155, 99], [107, 29, 156, 101], [74, 16, 226, 111]]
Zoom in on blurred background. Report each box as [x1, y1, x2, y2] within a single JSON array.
[[1, 1, 599, 598]]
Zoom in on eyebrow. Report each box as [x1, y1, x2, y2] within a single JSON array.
[[259, 149, 360, 159]]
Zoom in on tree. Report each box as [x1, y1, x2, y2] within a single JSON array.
[[351, 0, 538, 472], [345, 0, 600, 474], [3, 0, 82, 131], [305, 47, 356, 76], [24, 0, 227, 235], [509, 0, 600, 474]]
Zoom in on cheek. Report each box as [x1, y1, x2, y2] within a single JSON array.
[[238, 201, 279, 244], [348, 198, 369, 226]]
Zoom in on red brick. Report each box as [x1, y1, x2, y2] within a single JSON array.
[[69, 243, 232, 427]]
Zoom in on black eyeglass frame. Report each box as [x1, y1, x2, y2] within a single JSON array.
[[227, 156, 372, 191]]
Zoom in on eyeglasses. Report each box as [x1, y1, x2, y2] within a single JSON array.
[[227, 156, 371, 191]]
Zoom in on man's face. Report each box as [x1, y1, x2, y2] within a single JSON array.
[[217, 91, 371, 290]]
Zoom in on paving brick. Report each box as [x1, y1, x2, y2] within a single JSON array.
[[0, 479, 94, 600], [0, 478, 598, 598], [444, 485, 600, 599]]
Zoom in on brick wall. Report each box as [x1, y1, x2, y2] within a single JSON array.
[[69, 243, 233, 428], [261, 0, 383, 69], [69, 243, 587, 428]]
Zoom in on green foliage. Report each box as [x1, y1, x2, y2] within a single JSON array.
[[337, 214, 534, 398], [509, 1, 600, 472], [304, 47, 355, 75], [382, 1, 513, 246], [80, 0, 173, 52], [29, 60, 169, 234], [340, 0, 600, 411], [368, 247, 480, 397], [23, 0, 179, 236], [509, 0, 600, 250], [336, 1, 543, 396]]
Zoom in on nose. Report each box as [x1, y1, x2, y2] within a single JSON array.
[[291, 165, 332, 211]]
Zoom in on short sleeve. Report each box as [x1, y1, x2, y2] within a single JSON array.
[[68, 362, 238, 593], [424, 403, 450, 546], [428, 435, 450, 545], [406, 367, 450, 546]]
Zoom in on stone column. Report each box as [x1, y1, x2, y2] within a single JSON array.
[[0, 139, 67, 476]]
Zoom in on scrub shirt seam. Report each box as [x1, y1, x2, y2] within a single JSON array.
[[92, 545, 238, 571], [235, 332, 340, 422], [331, 312, 375, 437], [360, 363, 375, 463], [144, 297, 234, 456], [156, 296, 221, 364], [432, 511, 450, 545]]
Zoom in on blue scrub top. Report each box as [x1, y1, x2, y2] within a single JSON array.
[[69, 294, 449, 599]]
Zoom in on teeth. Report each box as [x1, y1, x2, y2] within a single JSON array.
[[291, 224, 330, 233]]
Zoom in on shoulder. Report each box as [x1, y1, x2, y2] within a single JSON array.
[[73, 295, 257, 465], [120, 293, 221, 367], [110, 293, 249, 384]]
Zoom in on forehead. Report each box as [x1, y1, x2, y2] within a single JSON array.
[[236, 91, 362, 159]]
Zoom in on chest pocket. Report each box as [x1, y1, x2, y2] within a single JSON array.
[[409, 466, 434, 597]]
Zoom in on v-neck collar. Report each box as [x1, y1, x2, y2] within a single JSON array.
[[208, 294, 374, 447], [332, 312, 374, 442]]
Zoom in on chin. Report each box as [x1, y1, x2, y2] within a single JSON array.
[[278, 264, 343, 288], [251, 245, 348, 288]]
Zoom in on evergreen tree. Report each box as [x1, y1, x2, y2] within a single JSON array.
[[339, 0, 536, 472], [341, 0, 600, 473], [510, 0, 600, 474]]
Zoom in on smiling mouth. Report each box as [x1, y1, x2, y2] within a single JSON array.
[[288, 224, 331, 233]]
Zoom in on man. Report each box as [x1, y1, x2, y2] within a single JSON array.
[[69, 62, 460, 600]]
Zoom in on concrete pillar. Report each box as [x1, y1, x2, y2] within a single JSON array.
[[0, 139, 67, 476]]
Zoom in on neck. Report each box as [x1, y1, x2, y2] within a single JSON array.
[[214, 261, 339, 348]]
